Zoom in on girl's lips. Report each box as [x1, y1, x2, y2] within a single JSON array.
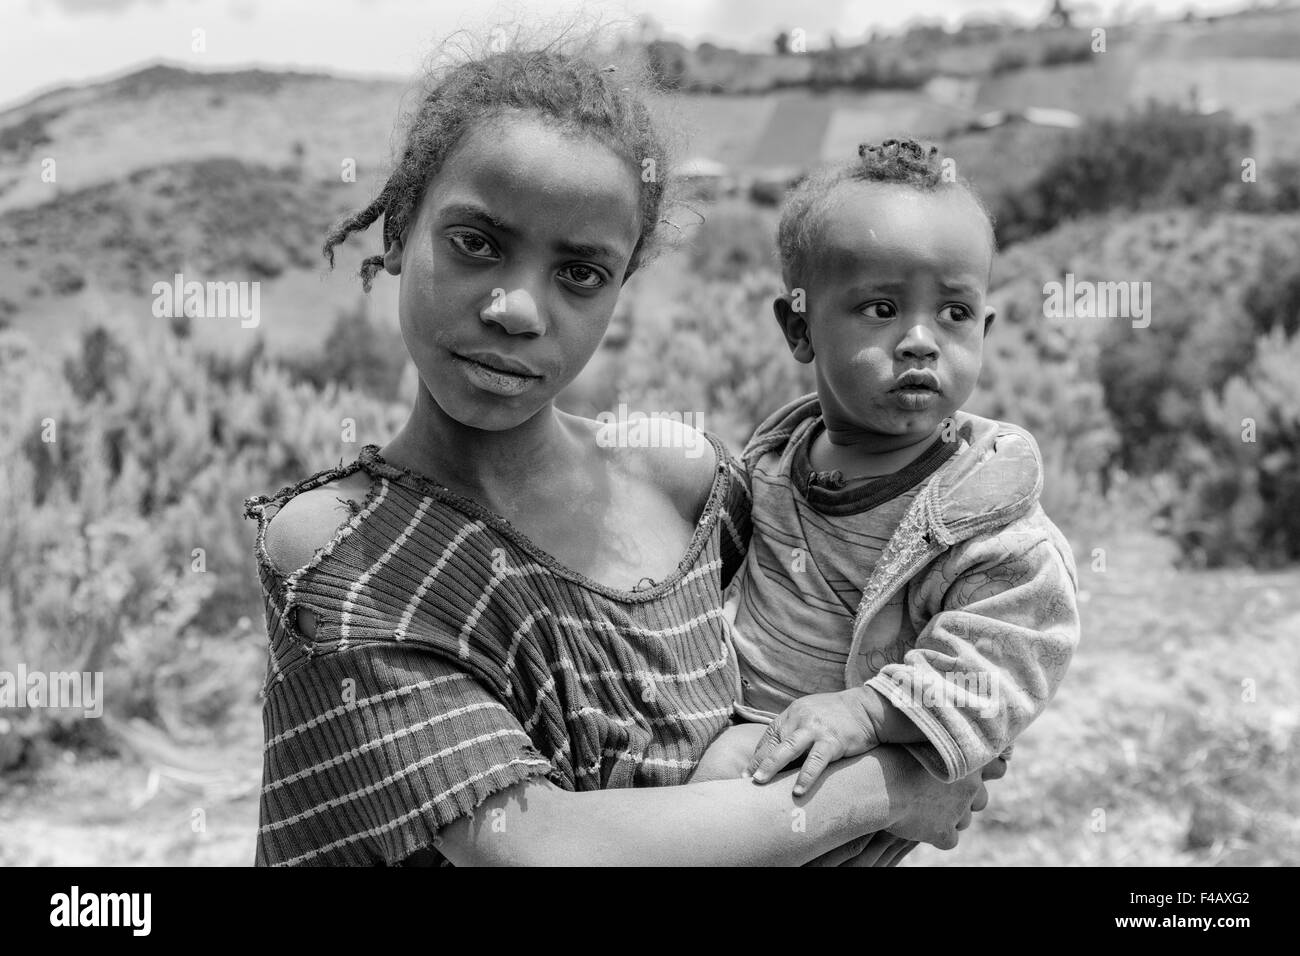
[[451, 354, 541, 397], [455, 350, 542, 378]]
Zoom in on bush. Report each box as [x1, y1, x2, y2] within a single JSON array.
[[0, 321, 405, 769], [1040, 40, 1093, 67], [615, 269, 813, 451], [284, 299, 411, 402], [1165, 328, 1300, 567], [991, 47, 1031, 75], [1242, 235, 1300, 339], [1096, 219, 1300, 474], [685, 203, 778, 283], [995, 103, 1253, 246]]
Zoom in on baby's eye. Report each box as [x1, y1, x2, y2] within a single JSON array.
[[559, 263, 606, 290], [940, 304, 974, 323], [860, 301, 896, 320], [447, 231, 498, 260]]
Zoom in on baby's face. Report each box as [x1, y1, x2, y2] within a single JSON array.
[[797, 182, 995, 444]]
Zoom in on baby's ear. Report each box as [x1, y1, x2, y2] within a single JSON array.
[[982, 305, 997, 337], [773, 291, 815, 364], [383, 238, 404, 276]]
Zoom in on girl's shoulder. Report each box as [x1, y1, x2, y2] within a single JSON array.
[[244, 449, 385, 580], [260, 469, 374, 582], [573, 411, 728, 522]]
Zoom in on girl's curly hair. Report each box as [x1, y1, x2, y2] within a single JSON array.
[[777, 137, 995, 290], [324, 39, 673, 291]]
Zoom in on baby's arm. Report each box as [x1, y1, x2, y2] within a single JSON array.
[[863, 517, 1080, 783]]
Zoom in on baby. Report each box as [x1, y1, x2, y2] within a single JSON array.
[[717, 138, 1080, 799]]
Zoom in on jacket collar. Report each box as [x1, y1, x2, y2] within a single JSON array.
[[744, 392, 1043, 547]]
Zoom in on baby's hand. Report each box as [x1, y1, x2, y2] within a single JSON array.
[[747, 688, 879, 795]]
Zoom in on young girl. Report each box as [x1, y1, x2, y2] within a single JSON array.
[[243, 40, 1001, 866]]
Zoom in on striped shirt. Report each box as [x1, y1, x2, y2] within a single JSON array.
[[732, 419, 957, 714], [243, 437, 751, 866]]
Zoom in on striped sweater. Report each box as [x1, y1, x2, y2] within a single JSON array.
[[243, 438, 751, 866]]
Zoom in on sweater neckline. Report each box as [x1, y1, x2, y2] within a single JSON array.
[[791, 417, 961, 517], [353, 432, 732, 605]]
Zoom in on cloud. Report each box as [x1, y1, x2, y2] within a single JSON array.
[[47, 0, 165, 13]]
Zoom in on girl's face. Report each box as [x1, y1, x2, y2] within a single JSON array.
[[385, 112, 643, 432]]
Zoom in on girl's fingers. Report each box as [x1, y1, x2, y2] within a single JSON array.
[[835, 832, 897, 867], [981, 756, 1009, 781], [805, 834, 872, 867], [883, 840, 920, 867], [792, 740, 838, 796], [751, 729, 813, 783]]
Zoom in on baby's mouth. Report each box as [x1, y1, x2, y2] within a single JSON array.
[[891, 370, 942, 393]]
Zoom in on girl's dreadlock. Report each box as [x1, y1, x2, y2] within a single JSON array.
[[324, 44, 672, 292]]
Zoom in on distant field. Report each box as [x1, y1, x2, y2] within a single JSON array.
[[975, 56, 1139, 117]]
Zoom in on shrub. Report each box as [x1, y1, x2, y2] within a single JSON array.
[[615, 268, 812, 451], [1165, 328, 1300, 567], [995, 103, 1253, 246], [284, 299, 410, 402], [991, 47, 1031, 75], [685, 203, 778, 283], [0, 320, 405, 769]]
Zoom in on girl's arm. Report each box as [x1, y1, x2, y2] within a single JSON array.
[[435, 745, 983, 866]]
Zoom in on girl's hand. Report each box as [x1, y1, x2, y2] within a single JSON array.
[[747, 688, 878, 795], [887, 753, 1008, 850], [809, 755, 1007, 864], [804, 831, 918, 867]]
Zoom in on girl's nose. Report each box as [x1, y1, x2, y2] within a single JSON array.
[[480, 287, 545, 337], [896, 322, 940, 362]]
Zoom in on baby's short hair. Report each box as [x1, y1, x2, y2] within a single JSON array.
[[777, 138, 995, 291]]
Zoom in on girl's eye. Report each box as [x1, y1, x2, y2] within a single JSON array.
[[447, 231, 498, 260], [559, 264, 606, 290], [860, 301, 896, 320], [941, 304, 974, 323]]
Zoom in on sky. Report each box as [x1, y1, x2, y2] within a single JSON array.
[[2, 0, 1268, 107]]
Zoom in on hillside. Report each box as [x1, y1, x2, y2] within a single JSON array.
[[2, 4, 1299, 359]]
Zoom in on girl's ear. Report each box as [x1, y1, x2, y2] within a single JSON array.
[[982, 305, 997, 337], [383, 239, 404, 276], [774, 294, 815, 364]]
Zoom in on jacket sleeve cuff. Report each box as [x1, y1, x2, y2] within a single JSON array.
[[865, 674, 968, 783]]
